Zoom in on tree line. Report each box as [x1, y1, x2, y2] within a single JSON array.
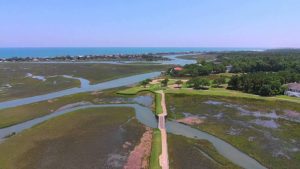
[[228, 71, 300, 96], [217, 51, 300, 73]]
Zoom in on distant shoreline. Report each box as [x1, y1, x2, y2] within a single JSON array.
[[0, 51, 201, 63], [0, 47, 265, 59]]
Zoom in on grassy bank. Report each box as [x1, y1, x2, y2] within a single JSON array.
[[117, 84, 163, 115], [155, 93, 163, 115], [117, 83, 162, 95], [165, 87, 300, 104], [150, 129, 162, 169], [168, 134, 240, 169], [0, 107, 145, 169]]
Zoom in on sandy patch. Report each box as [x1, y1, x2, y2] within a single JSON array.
[[177, 116, 204, 125], [124, 127, 153, 169], [150, 79, 163, 85]]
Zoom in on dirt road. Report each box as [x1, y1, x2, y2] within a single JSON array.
[[156, 90, 169, 169]]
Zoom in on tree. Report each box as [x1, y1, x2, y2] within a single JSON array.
[[140, 79, 152, 88], [194, 78, 210, 89], [227, 72, 289, 96], [212, 76, 226, 87], [228, 75, 240, 90], [161, 78, 169, 87], [187, 78, 210, 89], [175, 80, 183, 88], [259, 85, 272, 96]]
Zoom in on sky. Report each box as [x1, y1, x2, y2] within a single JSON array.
[[0, 0, 300, 48]]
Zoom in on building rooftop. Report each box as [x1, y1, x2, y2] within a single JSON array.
[[174, 67, 183, 71], [287, 83, 300, 91]]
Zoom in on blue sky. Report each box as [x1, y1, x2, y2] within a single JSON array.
[[0, 0, 300, 47]]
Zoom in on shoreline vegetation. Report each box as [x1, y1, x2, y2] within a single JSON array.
[[0, 107, 146, 169], [150, 129, 162, 169], [0, 62, 167, 102], [0, 51, 201, 62]]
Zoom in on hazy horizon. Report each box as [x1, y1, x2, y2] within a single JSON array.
[[1, 0, 300, 48]]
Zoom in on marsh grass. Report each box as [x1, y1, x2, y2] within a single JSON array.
[[168, 134, 240, 169], [0, 62, 167, 101], [166, 94, 300, 169], [0, 107, 145, 169], [0, 88, 129, 128]]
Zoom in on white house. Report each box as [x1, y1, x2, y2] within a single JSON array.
[[285, 83, 300, 98]]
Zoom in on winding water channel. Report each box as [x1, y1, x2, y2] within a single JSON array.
[[0, 101, 266, 169], [0, 72, 160, 109], [0, 55, 267, 169]]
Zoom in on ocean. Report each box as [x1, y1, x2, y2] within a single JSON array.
[[0, 47, 264, 58]]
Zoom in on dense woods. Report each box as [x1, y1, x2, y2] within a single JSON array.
[[170, 50, 300, 96], [220, 51, 300, 96], [217, 51, 300, 73]]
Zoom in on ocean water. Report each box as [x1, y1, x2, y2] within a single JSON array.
[[0, 47, 264, 58]]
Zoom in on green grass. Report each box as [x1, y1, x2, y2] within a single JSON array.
[[150, 129, 162, 169], [117, 83, 163, 95], [155, 93, 163, 115], [117, 84, 164, 115], [165, 87, 300, 104]]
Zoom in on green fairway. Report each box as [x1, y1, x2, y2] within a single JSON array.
[[150, 129, 162, 169], [155, 93, 163, 115], [165, 87, 300, 104]]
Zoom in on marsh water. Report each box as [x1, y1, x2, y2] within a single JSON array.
[[166, 121, 266, 169], [0, 72, 160, 109], [0, 96, 267, 169], [0, 55, 267, 168]]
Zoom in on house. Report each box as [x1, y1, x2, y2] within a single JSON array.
[[285, 83, 300, 97], [226, 65, 233, 73]]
